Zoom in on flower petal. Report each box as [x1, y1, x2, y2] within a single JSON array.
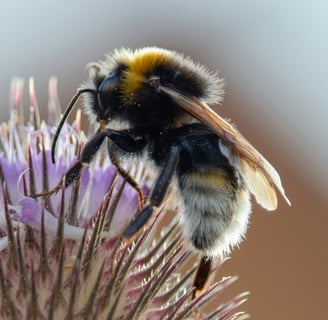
[[14, 197, 86, 240]]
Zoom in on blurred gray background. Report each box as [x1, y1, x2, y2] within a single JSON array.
[[0, 1, 327, 319]]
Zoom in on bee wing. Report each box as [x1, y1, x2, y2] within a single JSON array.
[[159, 85, 291, 210]]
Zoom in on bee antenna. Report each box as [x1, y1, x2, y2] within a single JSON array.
[[51, 88, 96, 163]]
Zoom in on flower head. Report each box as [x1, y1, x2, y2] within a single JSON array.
[[0, 77, 248, 319]]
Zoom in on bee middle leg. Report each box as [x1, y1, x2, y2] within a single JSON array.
[[122, 145, 181, 238], [110, 157, 145, 211]]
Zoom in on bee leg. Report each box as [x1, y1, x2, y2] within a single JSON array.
[[111, 157, 144, 211], [106, 128, 147, 210], [33, 131, 109, 197], [34, 129, 141, 197], [122, 145, 181, 238], [192, 256, 212, 299]]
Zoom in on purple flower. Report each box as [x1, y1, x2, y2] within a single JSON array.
[[0, 78, 248, 319]]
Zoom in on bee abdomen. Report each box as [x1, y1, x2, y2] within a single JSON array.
[[178, 170, 251, 257]]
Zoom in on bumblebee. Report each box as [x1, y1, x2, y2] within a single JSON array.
[[50, 47, 290, 292]]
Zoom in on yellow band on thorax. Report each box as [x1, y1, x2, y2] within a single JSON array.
[[122, 49, 172, 95]]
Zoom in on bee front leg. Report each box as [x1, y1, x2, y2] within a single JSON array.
[[34, 129, 141, 197], [33, 131, 109, 197], [122, 145, 181, 238]]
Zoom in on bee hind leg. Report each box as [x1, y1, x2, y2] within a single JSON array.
[[192, 256, 212, 299], [122, 145, 181, 238]]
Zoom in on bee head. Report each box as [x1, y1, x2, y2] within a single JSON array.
[[84, 47, 225, 128]]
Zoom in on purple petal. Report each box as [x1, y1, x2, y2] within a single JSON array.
[[18, 197, 42, 227], [14, 197, 86, 239], [0, 157, 26, 204], [84, 165, 116, 216], [110, 183, 140, 232]]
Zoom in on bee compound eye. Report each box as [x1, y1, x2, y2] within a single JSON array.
[[97, 72, 120, 111]]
